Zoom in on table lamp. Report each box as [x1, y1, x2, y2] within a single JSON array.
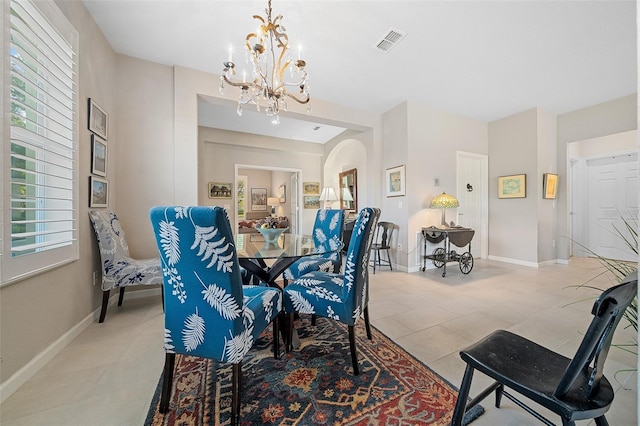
[[319, 187, 338, 209], [267, 197, 279, 217], [430, 192, 459, 226]]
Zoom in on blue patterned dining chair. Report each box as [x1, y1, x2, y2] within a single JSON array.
[[283, 207, 380, 375], [283, 209, 345, 281], [149, 206, 282, 425], [89, 211, 163, 323]]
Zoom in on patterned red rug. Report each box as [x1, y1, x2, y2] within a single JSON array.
[[145, 317, 483, 425]]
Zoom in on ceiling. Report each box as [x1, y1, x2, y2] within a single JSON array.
[[83, 0, 636, 143]]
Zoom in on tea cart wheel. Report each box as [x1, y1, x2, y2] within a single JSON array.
[[459, 252, 473, 274], [432, 248, 446, 268]]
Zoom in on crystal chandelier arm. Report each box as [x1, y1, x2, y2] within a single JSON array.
[[285, 92, 310, 104]]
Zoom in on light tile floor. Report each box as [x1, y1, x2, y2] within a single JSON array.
[[1, 258, 637, 425]]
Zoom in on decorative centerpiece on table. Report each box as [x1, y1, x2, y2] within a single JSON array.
[[255, 217, 288, 244]]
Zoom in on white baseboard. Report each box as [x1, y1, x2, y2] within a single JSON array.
[[488, 255, 539, 268], [0, 286, 162, 404]]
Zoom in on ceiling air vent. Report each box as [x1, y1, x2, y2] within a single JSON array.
[[374, 28, 407, 52]]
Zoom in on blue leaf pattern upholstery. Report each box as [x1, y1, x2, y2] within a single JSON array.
[[283, 209, 345, 280], [283, 207, 381, 374], [149, 206, 282, 363]]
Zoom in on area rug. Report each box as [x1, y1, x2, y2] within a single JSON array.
[[145, 317, 483, 425]]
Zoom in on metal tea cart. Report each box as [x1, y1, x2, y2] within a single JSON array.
[[421, 227, 475, 277]]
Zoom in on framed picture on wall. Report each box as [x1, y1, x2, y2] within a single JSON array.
[[385, 164, 406, 197], [303, 195, 320, 209], [498, 174, 526, 198], [303, 182, 320, 194], [251, 188, 267, 211], [91, 134, 107, 177], [279, 184, 286, 203], [543, 173, 558, 199], [208, 182, 232, 198], [89, 176, 108, 208], [88, 98, 108, 140]]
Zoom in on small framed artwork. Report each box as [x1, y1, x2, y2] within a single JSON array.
[[89, 176, 108, 208], [303, 182, 320, 195], [208, 182, 232, 199], [88, 98, 108, 140], [251, 188, 267, 211], [303, 195, 320, 209], [543, 173, 558, 199], [91, 134, 107, 177], [498, 174, 526, 199], [386, 165, 406, 197], [279, 184, 286, 203]]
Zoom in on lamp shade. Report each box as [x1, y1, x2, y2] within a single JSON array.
[[430, 192, 459, 226], [341, 187, 354, 202], [267, 197, 279, 206], [319, 187, 338, 201], [430, 192, 459, 209]]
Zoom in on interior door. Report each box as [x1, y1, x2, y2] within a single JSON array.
[[456, 152, 488, 259], [586, 153, 638, 261]]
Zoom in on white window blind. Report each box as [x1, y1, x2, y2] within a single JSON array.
[[1, 0, 79, 285]]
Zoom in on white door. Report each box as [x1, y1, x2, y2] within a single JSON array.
[[290, 173, 300, 234], [586, 153, 638, 261], [456, 152, 488, 259]]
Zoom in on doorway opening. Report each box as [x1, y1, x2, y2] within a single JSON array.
[[234, 164, 302, 235]]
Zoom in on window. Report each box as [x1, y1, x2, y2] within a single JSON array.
[[1, 0, 79, 285]]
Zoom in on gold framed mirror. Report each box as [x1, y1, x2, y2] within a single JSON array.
[[339, 168, 357, 212]]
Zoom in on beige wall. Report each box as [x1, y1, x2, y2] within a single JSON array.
[[1, 0, 117, 385]]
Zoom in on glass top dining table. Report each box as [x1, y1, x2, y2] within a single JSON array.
[[235, 233, 342, 287]]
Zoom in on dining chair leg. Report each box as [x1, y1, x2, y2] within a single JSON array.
[[159, 353, 176, 413], [363, 306, 372, 340], [231, 362, 241, 426], [451, 364, 475, 426], [287, 312, 295, 352], [348, 325, 359, 375], [117, 287, 126, 306], [372, 250, 377, 274], [386, 249, 393, 271], [99, 290, 110, 323], [161, 285, 165, 312], [273, 313, 280, 359]]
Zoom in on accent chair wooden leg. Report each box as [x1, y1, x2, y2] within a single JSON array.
[[348, 325, 359, 375], [159, 353, 176, 414], [594, 416, 609, 426], [363, 306, 372, 340], [99, 290, 110, 323], [118, 287, 126, 306], [451, 364, 475, 426]]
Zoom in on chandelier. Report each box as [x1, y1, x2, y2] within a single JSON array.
[[219, 0, 310, 124]]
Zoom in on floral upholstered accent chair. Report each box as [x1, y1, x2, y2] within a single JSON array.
[[283, 207, 380, 375], [89, 211, 163, 323], [283, 209, 345, 281], [149, 206, 282, 425]]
